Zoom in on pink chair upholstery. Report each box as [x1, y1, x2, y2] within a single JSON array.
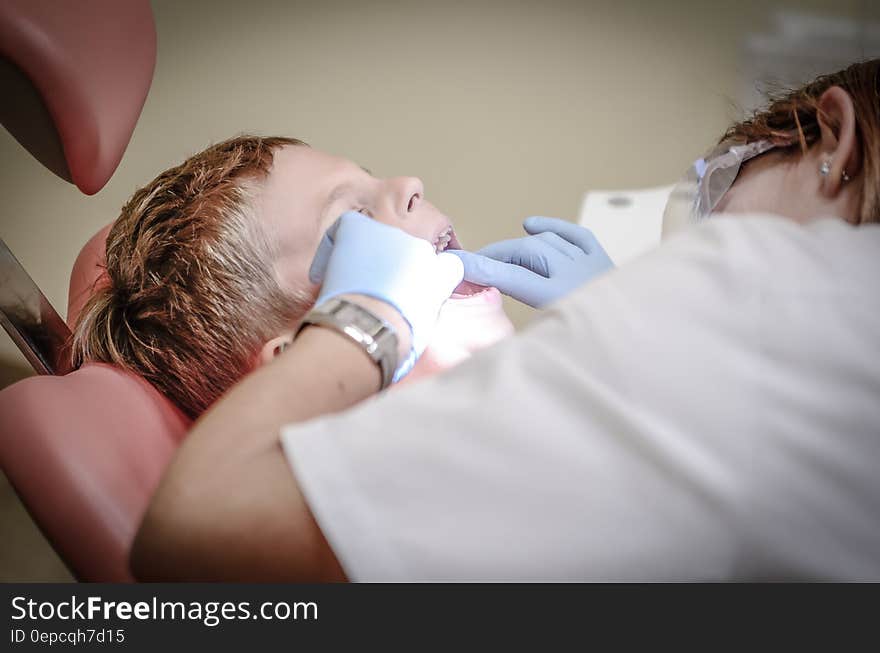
[[0, 227, 190, 581], [0, 0, 156, 194]]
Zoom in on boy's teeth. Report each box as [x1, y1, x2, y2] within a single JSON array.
[[433, 226, 456, 253]]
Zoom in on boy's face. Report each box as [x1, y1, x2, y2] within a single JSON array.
[[258, 145, 457, 296], [256, 145, 513, 377]]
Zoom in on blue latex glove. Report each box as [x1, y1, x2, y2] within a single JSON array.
[[449, 216, 613, 308], [308, 211, 464, 381]]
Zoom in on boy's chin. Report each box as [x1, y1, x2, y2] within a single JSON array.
[[398, 290, 515, 385]]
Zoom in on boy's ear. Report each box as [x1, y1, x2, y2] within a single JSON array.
[[816, 86, 861, 197], [258, 333, 294, 367]]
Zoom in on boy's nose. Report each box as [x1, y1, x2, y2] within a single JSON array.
[[382, 176, 424, 222]]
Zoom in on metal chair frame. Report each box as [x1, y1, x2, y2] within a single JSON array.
[[0, 237, 71, 375]]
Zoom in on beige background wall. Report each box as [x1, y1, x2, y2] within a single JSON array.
[[0, 0, 877, 579]]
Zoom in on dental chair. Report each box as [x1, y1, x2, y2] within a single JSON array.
[[0, 0, 190, 581]]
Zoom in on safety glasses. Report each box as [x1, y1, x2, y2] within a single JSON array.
[[662, 139, 776, 237]]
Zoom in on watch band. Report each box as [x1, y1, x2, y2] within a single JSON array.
[[295, 297, 399, 390]]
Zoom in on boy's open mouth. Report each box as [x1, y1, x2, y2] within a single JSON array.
[[451, 279, 494, 298], [433, 227, 493, 298]]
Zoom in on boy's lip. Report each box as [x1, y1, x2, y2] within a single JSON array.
[[450, 280, 498, 300], [448, 228, 462, 250]]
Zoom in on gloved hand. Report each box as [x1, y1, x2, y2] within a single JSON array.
[[449, 216, 613, 308], [308, 211, 464, 381]]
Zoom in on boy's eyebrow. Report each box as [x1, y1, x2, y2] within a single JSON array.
[[319, 166, 373, 223], [320, 182, 354, 223]]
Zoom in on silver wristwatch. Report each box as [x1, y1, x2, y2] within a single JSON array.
[[295, 297, 399, 390]]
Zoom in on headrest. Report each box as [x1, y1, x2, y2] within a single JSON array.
[[0, 224, 191, 581], [0, 364, 189, 581], [0, 0, 156, 194]]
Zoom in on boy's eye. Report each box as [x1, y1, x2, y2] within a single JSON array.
[[355, 207, 373, 218]]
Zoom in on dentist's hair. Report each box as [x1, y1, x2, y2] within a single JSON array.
[[72, 135, 309, 419], [722, 58, 879, 224]]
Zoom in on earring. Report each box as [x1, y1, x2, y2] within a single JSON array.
[[820, 158, 851, 182]]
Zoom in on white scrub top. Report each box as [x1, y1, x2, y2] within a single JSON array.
[[281, 214, 880, 581]]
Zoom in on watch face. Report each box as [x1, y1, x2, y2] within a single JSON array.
[[350, 309, 380, 335]]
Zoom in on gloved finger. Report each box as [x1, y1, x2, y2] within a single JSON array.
[[434, 251, 466, 296], [523, 216, 600, 254], [532, 231, 583, 260], [307, 217, 342, 284], [407, 253, 464, 355], [589, 242, 615, 269], [448, 250, 549, 306], [475, 237, 567, 278], [472, 236, 526, 263], [308, 211, 382, 284]]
